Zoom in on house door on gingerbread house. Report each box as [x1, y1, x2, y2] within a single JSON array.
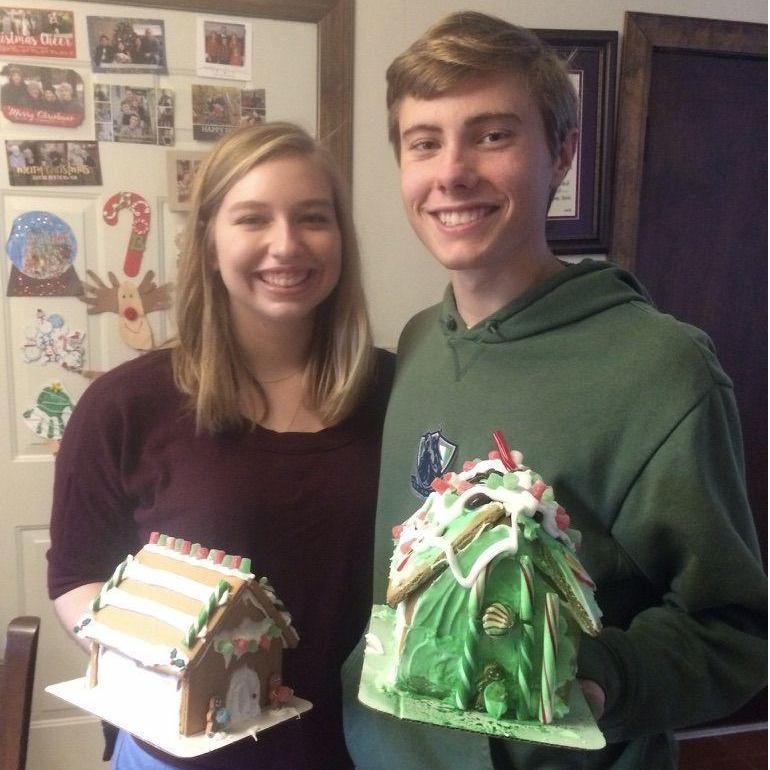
[[226, 665, 261, 722]]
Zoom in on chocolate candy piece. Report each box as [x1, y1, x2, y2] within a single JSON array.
[[465, 492, 492, 510]]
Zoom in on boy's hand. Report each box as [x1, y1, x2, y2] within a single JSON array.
[[579, 678, 606, 720]]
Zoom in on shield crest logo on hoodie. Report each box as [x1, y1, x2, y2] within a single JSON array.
[[411, 430, 456, 498]]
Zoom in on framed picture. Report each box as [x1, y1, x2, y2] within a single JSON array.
[[196, 16, 252, 81], [84, 0, 354, 186], [167, 150, 207, 211], [536, 30, 618, 254]]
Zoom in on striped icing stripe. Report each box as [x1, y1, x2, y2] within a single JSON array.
[[99, 587, 202, 636], [124, 560, 227, 603], [143, 544, 254, 580], [79, 619, 188, 670]]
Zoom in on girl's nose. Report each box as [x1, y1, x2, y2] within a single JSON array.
[[267, 219, 301, 259]]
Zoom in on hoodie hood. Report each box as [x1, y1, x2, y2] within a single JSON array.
[[437, 259, 652, 344]]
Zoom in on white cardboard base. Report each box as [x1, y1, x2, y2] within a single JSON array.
[[358, 605, 605, 751], [46, 678, 313, 758]]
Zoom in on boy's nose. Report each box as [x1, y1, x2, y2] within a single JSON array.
[[436, 144, 479, 192]]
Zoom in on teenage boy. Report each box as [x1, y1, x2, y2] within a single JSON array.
[[343, 11, 767, 770]]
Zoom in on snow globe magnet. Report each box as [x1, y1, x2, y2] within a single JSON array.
[[5, 210, 82, 296]]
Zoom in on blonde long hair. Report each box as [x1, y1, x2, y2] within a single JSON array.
[[172, 122, 373, 433]]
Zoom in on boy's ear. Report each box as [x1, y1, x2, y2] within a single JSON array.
[[550, 128, 579, 190]]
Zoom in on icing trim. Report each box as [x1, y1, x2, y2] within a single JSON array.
[[98, 586, 201, 635], [414, 521, 519, 590], [77, 618, 189, 670], [143, 544, 255, 580], [124, 560, 229, 603]]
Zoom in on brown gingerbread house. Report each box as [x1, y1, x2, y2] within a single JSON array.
[[75, 533, 299, 736]]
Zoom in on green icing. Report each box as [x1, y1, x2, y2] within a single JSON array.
[[443, 491, 458, 508], [397, 524, 577, 721], [484, 681, 508, 719]]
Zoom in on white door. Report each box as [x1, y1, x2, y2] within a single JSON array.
[[0, 9, 180, 769], [225, 665, 262, 724]]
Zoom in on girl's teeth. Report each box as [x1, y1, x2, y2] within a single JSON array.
[[260, 270, 310, 287]]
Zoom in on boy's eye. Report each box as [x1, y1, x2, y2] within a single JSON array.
[[480, 129, 511, 145], [407, 138, 440, 153]]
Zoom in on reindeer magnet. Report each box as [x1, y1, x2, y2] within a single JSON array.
[[80, 269, 172, 351]]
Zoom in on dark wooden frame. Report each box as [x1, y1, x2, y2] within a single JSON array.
[[536, 30, 617, 255], [610, 11, 767, 268], [82, 0, 354, 186]]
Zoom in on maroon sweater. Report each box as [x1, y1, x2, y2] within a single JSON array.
[[48, 347, 394, 770]]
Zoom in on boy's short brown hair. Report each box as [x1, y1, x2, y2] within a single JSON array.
[[386, 11, 577, 159]]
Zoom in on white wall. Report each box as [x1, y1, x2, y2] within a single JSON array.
[[353, 0, 768, 349]]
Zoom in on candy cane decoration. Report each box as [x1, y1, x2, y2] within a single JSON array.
[[516, 555, 535, 720], [182, 578, 230, 648], [103, 192, 151, 277], [539, 592, 559, 724], [492, 430, 519, 471], [91, 555, 133, 611], [454, 563, 488, 709]]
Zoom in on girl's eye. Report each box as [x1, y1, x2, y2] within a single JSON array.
[[235, 216, 267, 226], [300, 212, 334, 227]]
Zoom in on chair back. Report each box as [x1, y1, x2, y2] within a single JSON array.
[[0, 617, 41, 770]]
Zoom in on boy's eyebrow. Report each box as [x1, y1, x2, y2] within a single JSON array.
[[401, 111, 523, 139]]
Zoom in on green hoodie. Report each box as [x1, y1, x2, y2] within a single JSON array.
[[343, 259, 767, 770]]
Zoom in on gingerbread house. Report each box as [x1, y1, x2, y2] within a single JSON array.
[[75, 533, 299, 736], [385, 443, 602, 724]]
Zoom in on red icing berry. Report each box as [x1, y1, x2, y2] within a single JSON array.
[[391, 524, 404, 539], [462, 460, 476, 472], [530, 480, 548, 500], [430, 476, 451, 494], [556, 506, 570, 531], [234, 637, 248, 653], [399, 538, 415, 554], [259, 636, 272, 651]]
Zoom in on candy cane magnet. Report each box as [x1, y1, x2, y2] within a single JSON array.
[[103, 192, 151, 277]]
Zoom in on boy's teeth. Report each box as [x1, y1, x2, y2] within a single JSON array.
[[437, 208, 492, 226]]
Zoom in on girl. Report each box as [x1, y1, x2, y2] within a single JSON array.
[[48, 122, 393, 770]]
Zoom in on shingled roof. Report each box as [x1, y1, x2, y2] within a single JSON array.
[[75, 534, 299, 674]]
